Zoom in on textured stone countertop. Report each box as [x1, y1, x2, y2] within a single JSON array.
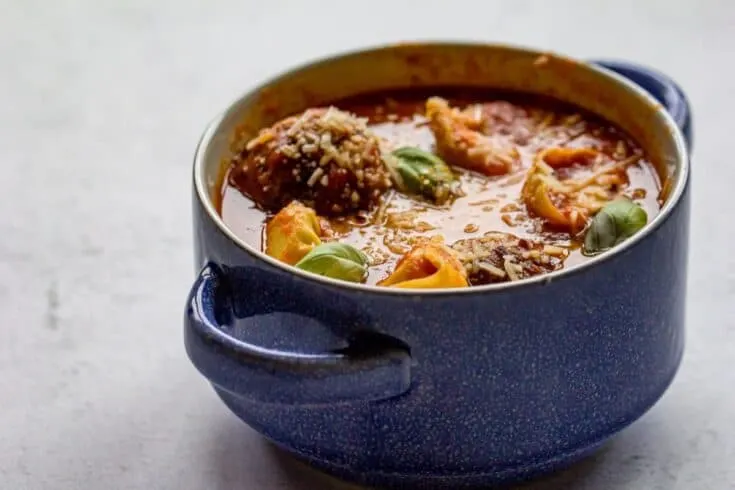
[[1, 1, 733, 489]]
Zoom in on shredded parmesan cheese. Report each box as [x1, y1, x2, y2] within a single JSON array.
[[307, 167, 324, 187]]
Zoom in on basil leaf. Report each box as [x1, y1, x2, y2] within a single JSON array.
[[583, 197, 648, 256], [389, 147, 458, 203], [294, 242, 368, 283]]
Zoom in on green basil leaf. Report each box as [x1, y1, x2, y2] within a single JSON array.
[[388, 147, 458, 203], [294, 242, 368, 283], [583, 197, 648, 256], [583, 211, 617, 254]]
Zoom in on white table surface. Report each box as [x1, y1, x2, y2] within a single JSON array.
[[1, 1, 734, 488]]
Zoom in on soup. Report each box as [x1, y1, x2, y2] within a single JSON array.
[[217, 88, 662, 288]]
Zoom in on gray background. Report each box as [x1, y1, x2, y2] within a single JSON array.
[[1, 1, 733, 489]]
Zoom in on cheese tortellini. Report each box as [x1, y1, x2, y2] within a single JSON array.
[[379, 241, 469, 289], [522, 147, 629, 234], [265, 201, 323, 265]]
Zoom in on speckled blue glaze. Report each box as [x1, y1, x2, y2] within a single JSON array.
[[185, 59, 692, 488]]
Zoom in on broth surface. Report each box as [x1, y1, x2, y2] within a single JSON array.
[[219, 88, 660, 285]]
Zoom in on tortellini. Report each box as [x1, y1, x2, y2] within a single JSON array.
[[379, 241, 469, 289], [425, 97, 519, 176], [522, 147, 627, 234], [265, 201, 322, 265]]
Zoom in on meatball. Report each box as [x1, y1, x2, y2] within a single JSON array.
[[450, 232, 568, 285], [230, 107, 392, 216]]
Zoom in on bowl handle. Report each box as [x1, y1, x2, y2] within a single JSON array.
[[184, 264, 411, 405], [590, 60, 693, 150]]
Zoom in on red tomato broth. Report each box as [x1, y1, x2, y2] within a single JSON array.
[[218, 88, 661, 286]]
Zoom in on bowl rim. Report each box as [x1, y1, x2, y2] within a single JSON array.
[[192, 41, 690, 296]]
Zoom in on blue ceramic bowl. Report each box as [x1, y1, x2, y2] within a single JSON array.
[[185, 43, 692, 488]]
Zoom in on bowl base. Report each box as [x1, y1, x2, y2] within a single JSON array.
[[214, 348, 682, 489], [277, 437, 606, 489]]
